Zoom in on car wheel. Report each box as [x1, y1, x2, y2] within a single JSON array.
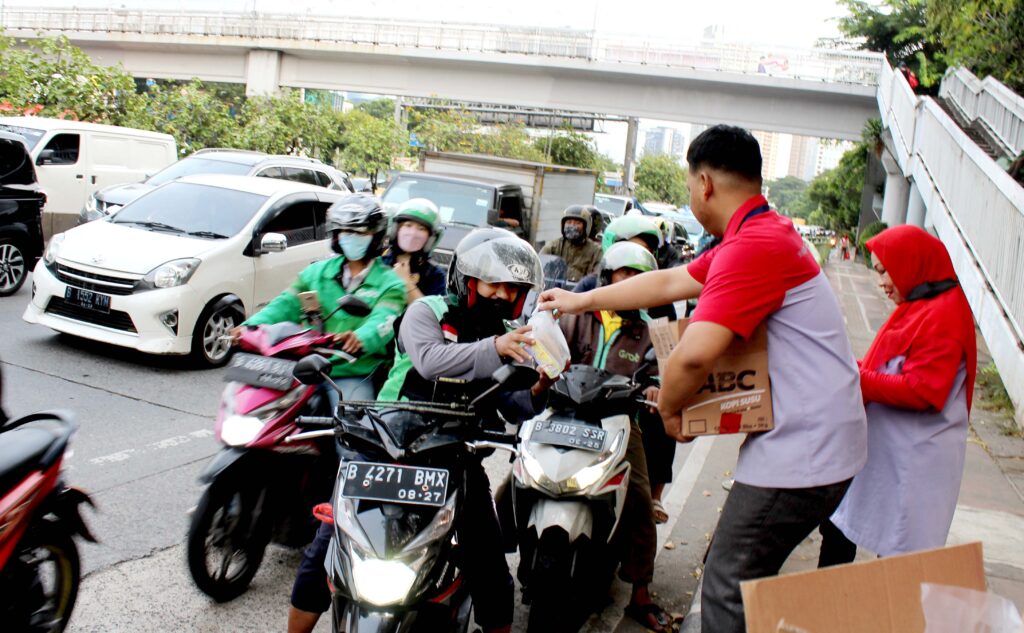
[[191, 299, 242, 368], [0, 237, 28, 297]]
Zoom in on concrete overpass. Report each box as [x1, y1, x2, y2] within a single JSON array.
[[0, 7, 883, 141]]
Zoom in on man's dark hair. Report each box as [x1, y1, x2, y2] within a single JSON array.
[[686, 124, 763, 183]]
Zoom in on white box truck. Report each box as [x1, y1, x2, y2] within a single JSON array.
[[381, 152, 597, 263]]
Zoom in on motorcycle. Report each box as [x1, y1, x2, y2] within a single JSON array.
[[186, 294, 372, 602], [0, 402, 95, 633], [510, 362, 652, 633], [288, 354, 537, 633]]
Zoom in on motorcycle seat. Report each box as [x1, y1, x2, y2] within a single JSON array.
[[0, 427, 58, 494]]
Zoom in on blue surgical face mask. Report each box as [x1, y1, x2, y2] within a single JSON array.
[[336, 233, 373, 261]]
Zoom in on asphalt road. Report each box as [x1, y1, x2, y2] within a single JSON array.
[[0, 273, 725, 633]]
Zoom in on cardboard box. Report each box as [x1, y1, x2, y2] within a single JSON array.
[[647, 317, 773, 436], [741, 542, 987, 633]]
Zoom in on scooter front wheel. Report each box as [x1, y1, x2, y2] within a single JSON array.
[[186, 479, 270, 602], [2, 521, 81, 633]]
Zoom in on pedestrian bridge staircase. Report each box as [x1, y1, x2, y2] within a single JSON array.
[[877, 63, 1024, 427]]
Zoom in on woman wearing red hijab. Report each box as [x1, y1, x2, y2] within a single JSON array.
[[820, 225, 977, 564]]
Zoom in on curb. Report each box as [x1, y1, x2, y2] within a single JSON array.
[[680, 578, 702, 632]]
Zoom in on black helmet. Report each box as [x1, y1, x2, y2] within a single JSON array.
[[447, 228, 542, 320], [561, 204, 596, 238], [326, 193, 387, 257]]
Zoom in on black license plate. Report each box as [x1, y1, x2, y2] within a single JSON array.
[[223, 353, 297, 390], [64, 286, 111, 313], [531, 419, 607, 452], [341, 461, 449, 507]]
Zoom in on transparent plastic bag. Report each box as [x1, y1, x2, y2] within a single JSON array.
[[922, 583, 1024, 633], [526, 310, 571, 379]]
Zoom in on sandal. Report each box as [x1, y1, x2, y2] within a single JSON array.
[[652, 499, 669, 525], [624, 601, 679, 632]]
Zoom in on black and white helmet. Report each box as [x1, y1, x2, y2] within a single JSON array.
[[447, 228, 542, 317], [326, 194, 387, 256]]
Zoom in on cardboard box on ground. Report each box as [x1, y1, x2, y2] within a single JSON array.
[[739, 542, 1019, 633], [648, 317, 773, 436]]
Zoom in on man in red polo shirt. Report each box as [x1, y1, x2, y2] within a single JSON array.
[[538, 125, 867, 633]]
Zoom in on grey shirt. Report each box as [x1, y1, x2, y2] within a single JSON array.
[[398, 300, 540, 421]]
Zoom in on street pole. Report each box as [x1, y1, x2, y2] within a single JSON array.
[[623, 117, 639, 194]]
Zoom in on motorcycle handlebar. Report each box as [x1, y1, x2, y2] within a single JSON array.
[[296, 416, 336, 428]]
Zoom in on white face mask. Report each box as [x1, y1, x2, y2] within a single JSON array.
[[396, 225, 430, 253]]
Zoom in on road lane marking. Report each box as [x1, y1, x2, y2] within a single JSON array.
[[87, 429, 215, 467]]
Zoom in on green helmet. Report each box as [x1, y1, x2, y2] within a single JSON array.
[[601, 241, 658, 276], [390, 197, 444, 254], [601, 215, 663, 253]]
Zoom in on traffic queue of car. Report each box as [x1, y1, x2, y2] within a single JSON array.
[[1, 117, 692, 370]]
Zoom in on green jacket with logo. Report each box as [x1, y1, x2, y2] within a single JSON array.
[[558, 310, 655, 380], [244, 256, 407, 378]]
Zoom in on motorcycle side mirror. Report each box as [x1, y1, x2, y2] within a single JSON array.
[[294, 354, 332, 385], [471, 363, 540, 406], [336, 295, 372, 318]]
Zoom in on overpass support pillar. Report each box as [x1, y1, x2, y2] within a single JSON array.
[[246, 50, 282, 97], [905, 182, 926, 228], [623, 117, 639, 194], [880, 151, 909, 226]]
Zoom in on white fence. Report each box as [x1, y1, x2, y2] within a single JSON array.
[[940, 67, 1024, 158], [0, 7, 883, 86]]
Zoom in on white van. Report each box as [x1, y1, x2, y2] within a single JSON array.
[[0, 117, 176, 240]]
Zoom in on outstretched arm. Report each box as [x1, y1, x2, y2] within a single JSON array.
[[537, 267, 703, 315]]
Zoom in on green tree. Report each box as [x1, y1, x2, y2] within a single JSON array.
[[409, 107, 479, 153], [766, 176, 815, 219], [837, 0, 947, 87], [928, 0, 1024, 93], [121, 80, 239, 155], [341, 110, 402, 189], [475, 123, 545, 162], [634, 153, 689, 207], [0, 33, 138, 122], [235, 89, 345, 161], [536, 127, 600, 169], [807, 144, 869, 230], [357, 98, 396, 121]]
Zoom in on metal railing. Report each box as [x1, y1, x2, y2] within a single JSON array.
[[941, 67, 1024, 157], [918, 105, 1024, 348], [0, 7, 883, 86]]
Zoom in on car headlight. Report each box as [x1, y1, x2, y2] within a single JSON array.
[[220, 415, 266, 446], [43, 233, 65, 265], [143, 258, 200, 289], [350, 549, 417, 606]]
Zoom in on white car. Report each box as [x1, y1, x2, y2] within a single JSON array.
[[24, 175, 345, 366]]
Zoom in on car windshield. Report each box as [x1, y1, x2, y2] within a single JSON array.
[[111, 182, 268, 238], [382, 177, 493, 226], [676, 214, 703, 237], [0, 124, 45, 151], [147, 156, 253, 186], [593, 195, 627, 217]]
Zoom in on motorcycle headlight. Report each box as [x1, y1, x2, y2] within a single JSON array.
[[220, 415, 265, 446], [143, 258, 200, 289], [43, 233, 65, 265], [350, 549, 417, 606]]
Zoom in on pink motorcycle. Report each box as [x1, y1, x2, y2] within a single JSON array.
[[186, 295, 370, 602]]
